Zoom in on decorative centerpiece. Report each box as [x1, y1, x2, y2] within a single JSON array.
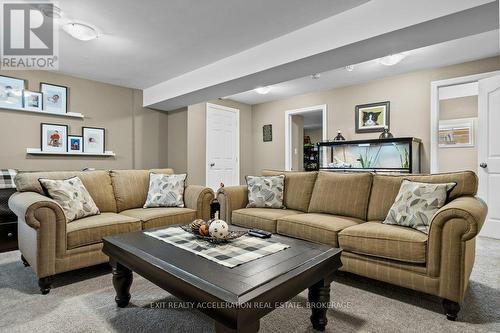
[[181, 219, 247, 244]]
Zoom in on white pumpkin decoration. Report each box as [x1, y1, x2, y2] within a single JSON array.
[[208, 219, 229, 239]]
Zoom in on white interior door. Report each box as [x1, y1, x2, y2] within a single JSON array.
[[206, 103, 239, 192], [478, 75, 500, 239]]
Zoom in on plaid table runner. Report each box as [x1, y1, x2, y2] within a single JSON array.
[[0, 169, 17, 189], [144, 227, 290, 268]]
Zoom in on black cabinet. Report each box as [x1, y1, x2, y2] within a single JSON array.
[[0, 188, 18, 253]]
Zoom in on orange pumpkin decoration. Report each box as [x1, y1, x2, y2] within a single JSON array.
[[199, 224, 209, 236]]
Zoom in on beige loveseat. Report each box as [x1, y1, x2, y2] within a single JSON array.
[[217, 170, 487, 321], [9, 168, 214, 294]]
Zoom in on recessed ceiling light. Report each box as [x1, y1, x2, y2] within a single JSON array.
[[254, 86, 271, 94], [378, 53, 407, 66], [311, 73, 321, 79], [63, 22, 99, 41], [345, 65, 354, 72]]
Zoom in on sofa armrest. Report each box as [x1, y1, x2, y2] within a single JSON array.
[[8, 191, 66, 278], [430, 196, 487, 242], [9, 191, 65, 229], [184, 185, 214, 221], [427, 196, 487, 302], [216, 186, 248, 224]]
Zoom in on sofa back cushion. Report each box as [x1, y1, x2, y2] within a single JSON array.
[[308, 172, 373, 220], [261, 170, 317, 212], [15, 170, 117, 213], [110, 168, 174, 212], [367, 171, 478, 221]]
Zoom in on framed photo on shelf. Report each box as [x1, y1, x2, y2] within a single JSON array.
[[40, 82, 67, 114], [41, 123, 68, 153], [355, 101, 390, 133], [0, 75, 25, 109], [68, 135, 83, 153], [82, 127, 105, 154], [23, 91, 43, 112]]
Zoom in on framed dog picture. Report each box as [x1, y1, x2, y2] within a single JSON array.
[[68, 135, 83, 153], [40, 82, 68, 114], [355, 101, 390, 133]]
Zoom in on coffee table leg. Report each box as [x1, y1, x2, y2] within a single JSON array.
[[111, 261, 133, 308], [214, 320, 259, 333], [308, 279, 331, 331]]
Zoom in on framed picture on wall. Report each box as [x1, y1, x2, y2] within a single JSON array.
[[355, 101, 390, 133], [41, 123, 68, 153], [23, 91, 43, 112], [82, 127, 105, 154], [263, 124, 272, 142], [40, 82, 68, 114], [0, 75, 25, 109], [68, 135, 83, 153], [438, 118, 475, 148]]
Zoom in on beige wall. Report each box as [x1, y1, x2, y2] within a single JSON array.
[[304, 128, 322, 144], [252, 56, 500, 174], [0, 70, 168, 171], [184, 99, 253, 185], [438, 96, 478, 173], [167, 108, 188, 173]]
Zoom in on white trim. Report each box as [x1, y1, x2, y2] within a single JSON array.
[[430, 70, 500, 173], [205, 103, 240, 188], [284, 104, 327, 171], [1, 107, 84, 118], [438, 82, 478, 100]]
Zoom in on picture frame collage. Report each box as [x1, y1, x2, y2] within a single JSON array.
[[0, 75, 68, 115], [41, 123, 106, 154]]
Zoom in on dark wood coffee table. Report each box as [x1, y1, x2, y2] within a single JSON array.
[[102, 226, 342, 333]]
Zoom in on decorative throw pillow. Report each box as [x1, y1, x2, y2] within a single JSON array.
[[144, 173, 187, 208], [39, 177, 100, 223], [383, 179, 456, 234], [246, 175, 285, 209]]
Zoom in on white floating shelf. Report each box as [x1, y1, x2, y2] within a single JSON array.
[[26, 148, 115, 157], [1, 106, 84, 118]]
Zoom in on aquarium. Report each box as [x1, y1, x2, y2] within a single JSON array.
[[318, 137, 421, 173]]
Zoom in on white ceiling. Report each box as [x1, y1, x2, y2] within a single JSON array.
[[228, 30, 500, 105], [52, 0, 368, 89]]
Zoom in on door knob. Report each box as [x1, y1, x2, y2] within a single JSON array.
[[210, 163, 215, 167], [480, 163, 487, 168]]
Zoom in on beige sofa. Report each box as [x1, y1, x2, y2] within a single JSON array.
[[9, 168, 214, 294], [217, 170, 487, 321]]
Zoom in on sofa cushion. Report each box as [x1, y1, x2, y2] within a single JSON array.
[[66, 213, 141, 249], [246, 175, 285, 208], [338, 222, 428, 264], [231, 208, 302, 233], [15, 170, 117, 213], [144, 173, 187, 208], [367, 171, 478, 221], [308, 172, 372, 220], [120, 207, 196, 230], [110, 169, 174, 212], [277, 213, 363, 247], [262, 170, 318, 212]]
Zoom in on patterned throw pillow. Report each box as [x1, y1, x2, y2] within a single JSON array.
[[383, 180, 456, 234], [246, 175, 285, 209], [144, 173, 187, 208], [39, 177, 100, 223]]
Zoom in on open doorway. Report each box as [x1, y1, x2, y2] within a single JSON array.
[[284, 105, 327, 171]]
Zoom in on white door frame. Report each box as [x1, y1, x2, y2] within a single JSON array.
[[430, 70, 500, 173], [284, 104, 327, 171], [206, 102, 240, 188]]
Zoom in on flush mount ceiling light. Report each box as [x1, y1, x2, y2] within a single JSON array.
[[345, 65, 354, 72], [311, 73, 321, 79], [254, 86, 272, 94], [63, 22, 98, 41], [378, 53, 407, 66]]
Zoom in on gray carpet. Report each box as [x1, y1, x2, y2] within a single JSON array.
[[0, 237, 499, 333]]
